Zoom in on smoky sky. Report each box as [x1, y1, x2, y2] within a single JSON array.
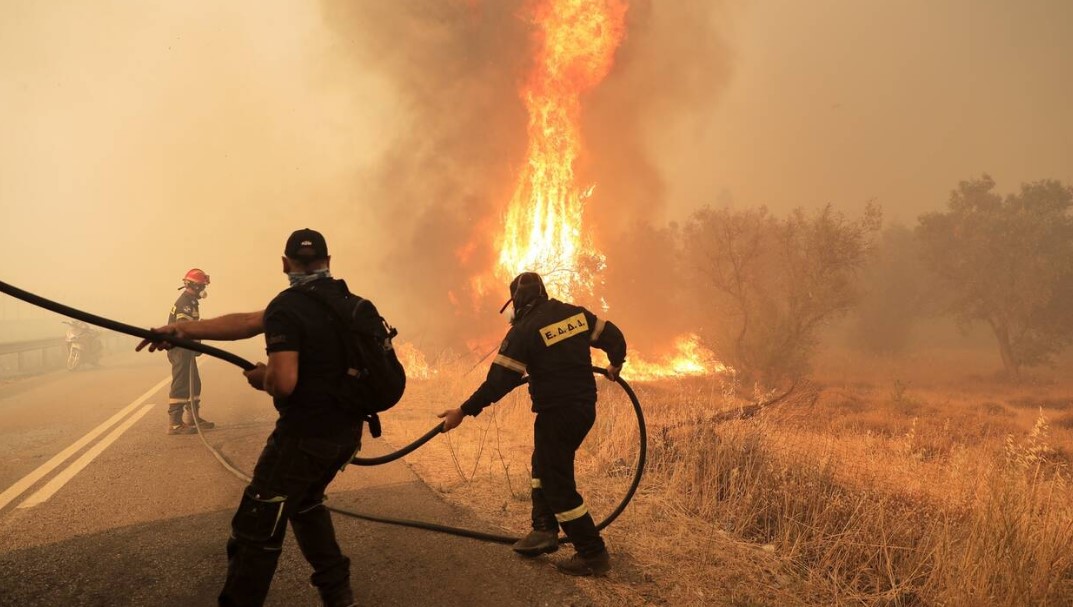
[[2, 0, 1070, 353], [662, 0, 1073, 222], [0, 1, 395, 339], [317, 0, 734, 350], [317, 0, 530, 349]]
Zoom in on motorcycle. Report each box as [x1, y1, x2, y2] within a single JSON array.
[[63, 320, 103, 371]]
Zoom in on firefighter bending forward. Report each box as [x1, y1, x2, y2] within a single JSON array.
[[439, 272, 627, 577], [166, 268, 215, 435]]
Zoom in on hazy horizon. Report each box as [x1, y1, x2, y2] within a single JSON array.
[[2, 0, 1071, 348]]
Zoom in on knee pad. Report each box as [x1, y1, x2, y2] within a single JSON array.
[[231, 488, 287, 545]]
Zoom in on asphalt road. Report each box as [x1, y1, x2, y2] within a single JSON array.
[[0, 348, 591, 607]]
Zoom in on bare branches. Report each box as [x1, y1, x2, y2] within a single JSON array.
[[682, 205, 880, 385]]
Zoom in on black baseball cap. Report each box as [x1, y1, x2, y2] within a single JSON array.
[[284, 228, 329, 261]]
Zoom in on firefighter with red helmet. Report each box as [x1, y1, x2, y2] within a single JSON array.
[[166, 268, 215, 435]]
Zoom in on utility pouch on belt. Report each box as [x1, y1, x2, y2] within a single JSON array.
[[232, 489, 286, 544], [365, 414, 382, 439]]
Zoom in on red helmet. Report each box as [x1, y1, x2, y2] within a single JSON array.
[[183, 268, 210, 286]]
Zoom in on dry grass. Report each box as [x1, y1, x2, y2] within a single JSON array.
[[380, 349, 1073, 607]]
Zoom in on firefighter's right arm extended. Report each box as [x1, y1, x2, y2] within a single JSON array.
[[137, 310, 265, 352]]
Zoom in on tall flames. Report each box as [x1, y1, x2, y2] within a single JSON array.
[[621, 334, 733, 381], [438, 0, 728, 382], [495, 0, 627, 299]]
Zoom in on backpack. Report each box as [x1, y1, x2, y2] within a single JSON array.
[[289, 280, 406, 437]]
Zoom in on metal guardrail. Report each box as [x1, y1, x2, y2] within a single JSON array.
[[0, 337, 66, 356], [0, 332, 129, 376]]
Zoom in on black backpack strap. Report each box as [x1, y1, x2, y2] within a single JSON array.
[[287, 282, 361, 322], [287, 284, 360, 369], [286, 284, 384, 437]]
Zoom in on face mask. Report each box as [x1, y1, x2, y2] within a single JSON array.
[[184, 283, 207, 298], [288, 268, 332, 287]]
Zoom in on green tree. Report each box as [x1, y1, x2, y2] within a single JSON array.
[[683, 204, 881, 385], [917, 175, 1073, 377]]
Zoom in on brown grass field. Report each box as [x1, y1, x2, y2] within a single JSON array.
[[381, 347, 1073, 607]]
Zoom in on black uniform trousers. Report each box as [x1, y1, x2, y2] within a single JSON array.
[[530, 400, 606, 557], [219, 430, 358, 607]]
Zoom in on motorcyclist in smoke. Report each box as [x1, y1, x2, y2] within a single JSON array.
[[62, 319, 103, 370]]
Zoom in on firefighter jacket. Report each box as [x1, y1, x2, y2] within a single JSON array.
[[169, 290, 200, 324], [168, 290, 203, 356], [460, 298, 627, 416]]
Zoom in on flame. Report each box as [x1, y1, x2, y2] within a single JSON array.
[[621, 334, 733, 382], [495, 0, 628, 299], [395, 342, 435, 380], [471, 1, 730, 380]]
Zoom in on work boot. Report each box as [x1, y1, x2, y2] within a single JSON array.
[[185, 402, 215, 430], [556, 549, 611, 577], [512, 529, 559, 557], [167, 423, 196, 435], [189, 416, 215, 430], [168, 408, 197, 435]]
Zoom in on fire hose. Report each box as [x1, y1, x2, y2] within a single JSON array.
[[0, 279, 646, 545]]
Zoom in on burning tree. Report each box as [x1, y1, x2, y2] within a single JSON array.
[[487, 0, 731, 381], [683, 204, 881, 385], [495, 0, 627, 300], [917, 175, 1073, 378]]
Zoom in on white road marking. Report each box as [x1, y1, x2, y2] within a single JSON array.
[[0, 376, 170, 512], [18, 402, 157, 509]]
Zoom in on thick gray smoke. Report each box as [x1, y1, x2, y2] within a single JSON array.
[[319, 1, 530, 351], [585, 1, 734, 352], [319, 0, 734, 351], [0, 0, 733, 352]]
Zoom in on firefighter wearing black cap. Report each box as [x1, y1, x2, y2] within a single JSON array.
[[140, 229, 361, 607], [438, 272, 627, 577], [166, 268, 215, 435]]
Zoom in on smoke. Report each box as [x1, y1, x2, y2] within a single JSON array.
[[317, 1, 531, 350], [585, 1, 735, 351], [0, 0, 735, 352], [318, 0, 736, 350], [0, 1, 396, 338]]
